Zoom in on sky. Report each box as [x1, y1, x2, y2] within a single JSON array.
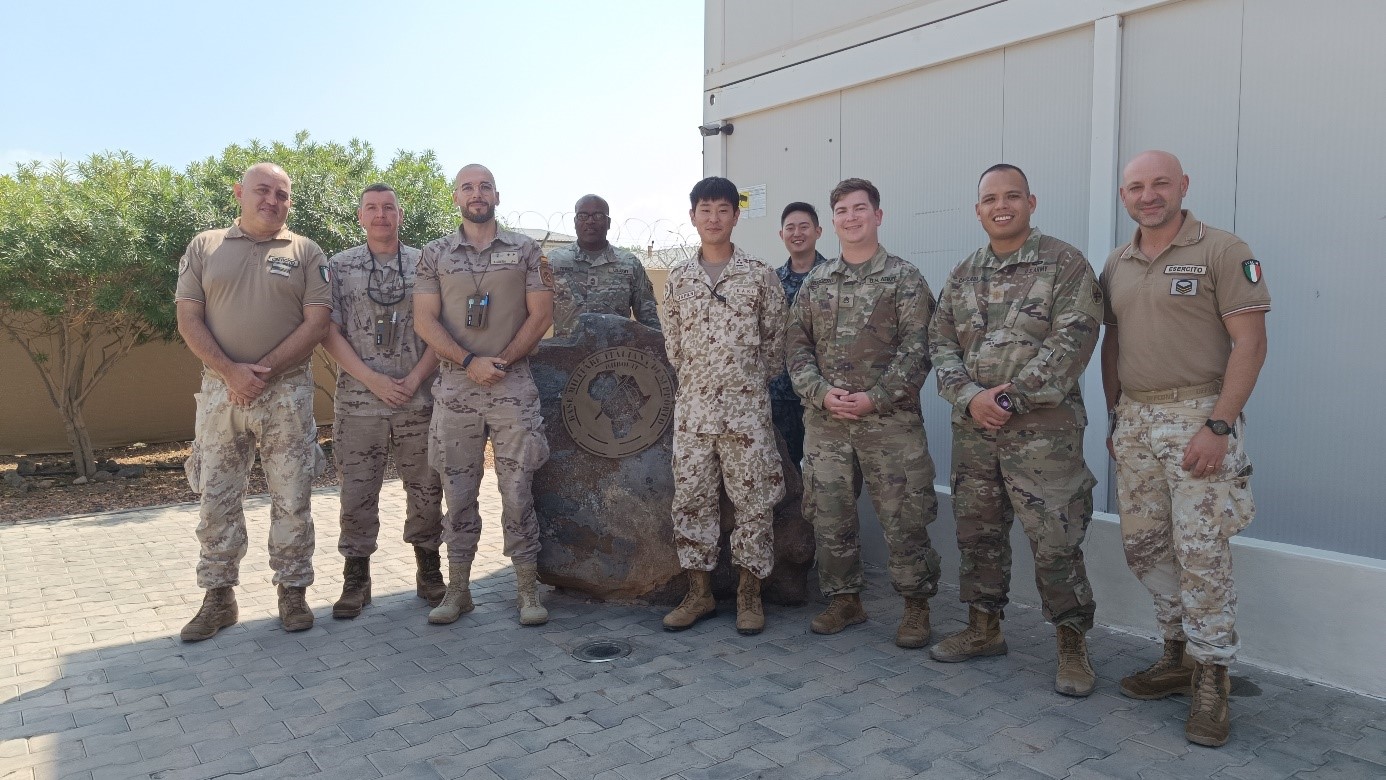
[[1, 1, 706, 248]]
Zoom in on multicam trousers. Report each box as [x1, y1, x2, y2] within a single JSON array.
[[671, 423, 785, 579], [1113, 394, 1255, 664], [334, 407, 443, 557], [951, 423, 1097, 631], [185, 369, 325, 588], [803, 410, 941, 598], [429, 361, 550, 566]]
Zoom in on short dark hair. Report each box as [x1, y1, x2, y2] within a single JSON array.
[[977, 164, 1030, 194], [689, 176, 739, 210], [780, 201, 819, 226], [359, 182, 397, 205], [829, 178, 880, 210]]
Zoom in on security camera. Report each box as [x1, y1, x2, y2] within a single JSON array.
[[697, 122, 734, 137]]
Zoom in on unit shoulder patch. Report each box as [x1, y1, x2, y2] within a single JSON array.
[[1242, 259, 1262, 284]]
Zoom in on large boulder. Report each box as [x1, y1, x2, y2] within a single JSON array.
[[531, 313, 813, 605]]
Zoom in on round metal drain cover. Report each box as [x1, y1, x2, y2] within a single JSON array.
[[571, 638, 632, 663]]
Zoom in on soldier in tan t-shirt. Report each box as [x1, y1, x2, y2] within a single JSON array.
[[413, 164, 555, 628], [321, 184, 444, 619], [174, 162, 332, 641], [1099, 150, 1271, 748]]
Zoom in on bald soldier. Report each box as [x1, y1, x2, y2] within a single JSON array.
[[414, 164, 555, 627], [1101, 150, 1270, 747], [928, 164, 1103, 697], [175, 162, 331, 640], [548, 194, 661, 337], [322, 184, 445, 619]]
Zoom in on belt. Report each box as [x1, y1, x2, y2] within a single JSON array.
[[1123, 379, 1222, 404]]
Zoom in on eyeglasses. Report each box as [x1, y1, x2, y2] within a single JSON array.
[[574, 212, 609, 223]]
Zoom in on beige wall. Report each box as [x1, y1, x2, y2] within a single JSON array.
[[0, 336, 336, 456]]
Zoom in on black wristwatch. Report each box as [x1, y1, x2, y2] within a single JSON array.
[[1205, 418, 1234, 437], [461, 353, 476, 369]]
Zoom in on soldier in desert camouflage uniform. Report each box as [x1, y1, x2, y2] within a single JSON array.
[[1101, 151, 1270, 747], [174, 162, 331, 640], [662, 176, 786, 637], [322, 184, 444, 620], [927, 164, 1103, 698], [548, 194, 661, 337], [786, 178, 942, 649], [414, 164, 556, 628]]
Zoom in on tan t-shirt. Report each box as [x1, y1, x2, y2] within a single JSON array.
[[415, 227, 551, 358], [175, 220, 331, 366], [1099, 212, 1270, 392]]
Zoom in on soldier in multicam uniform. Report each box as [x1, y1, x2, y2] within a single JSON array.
[[413, 164, 555, 627], [175, 162, 331, 640], [787, 178, 942, 649], [1101, 150, 1270, 747], [927, 164, 1103, 698], [321, 184, 444, 619], [661, 176, 786, 636], [548, 194, 661, 337], [771, 201, 828, 470]]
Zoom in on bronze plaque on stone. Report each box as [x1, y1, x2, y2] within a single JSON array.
[[560, 346, 675, 458]]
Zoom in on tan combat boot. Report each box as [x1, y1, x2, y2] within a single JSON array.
[[929, 605, 1006, 662], [515, 562, 549, 626], [895, 598, 931, 648], [663, 570, 717, 631], [735, 567, 765, 635], [1186, 662, 1232, 747], [277, 585, 314, 632], [811, 593, 867, 635], [1120, 639, 1194, 700], [414, 546, 446, 607], [332, 557, 371, 619], [180, 586, 238, 642], [1055, 625, 1096, 697], [428, 562, 475, 624]]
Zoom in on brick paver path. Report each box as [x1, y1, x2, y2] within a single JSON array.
[[3, 475, 1384, 779]]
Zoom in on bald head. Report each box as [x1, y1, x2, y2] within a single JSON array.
[[574, 194, 612, 250], [233, 162, 292, 237], [453, 164, 494, 188], [1119, 150, 1190, 231], [452, 164, 499, 226]]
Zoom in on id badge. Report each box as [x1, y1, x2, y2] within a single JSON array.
[[466, 293, 490, 328]]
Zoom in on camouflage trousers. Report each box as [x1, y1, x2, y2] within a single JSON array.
[[334, 407, 443, 558], [1113, 395, 1255, 664], [429, 361, 550, 566], [951, 424, 1097, 631], [803, 410, 941, 598], [185, 368, 325, 589], [671, 423, 785, 579]]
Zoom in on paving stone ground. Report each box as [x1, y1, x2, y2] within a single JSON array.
[[2, 475, 1384, 779]]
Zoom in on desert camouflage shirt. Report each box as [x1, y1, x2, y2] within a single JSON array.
[[329, 243, 433, 415], [929, 229, 1102, 429], [664, 245, 784, 433], [786, 245, 935, 415]]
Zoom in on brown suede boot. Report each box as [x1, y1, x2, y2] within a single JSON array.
[[332, 557, 371, 619], [1055, 625, 1096, 697], [929, 605, 1006, 662], [414, 546, 446, 607], [515, 562, 549, 626], [1120, 639, 1194, 700], [277, 585, 314, 632], [895, 598, 931, 648], [180, 586, 238, 642], [1186, 662, 1232, 747], [663, 570, 716, 631], [428, 562, 474, 625], [811, 594, 867, 635], [735, 568, 764, 636]]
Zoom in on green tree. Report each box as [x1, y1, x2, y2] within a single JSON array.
[[0, 153, 200, 476]]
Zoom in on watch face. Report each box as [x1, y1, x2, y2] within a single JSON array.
[[1207, 419, 1232, 436]]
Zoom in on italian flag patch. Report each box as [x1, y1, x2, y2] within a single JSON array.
[[1242, 259, 1261, 284], [320, 266, 331, 283]]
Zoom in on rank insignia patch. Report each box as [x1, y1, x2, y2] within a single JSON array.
[[1242, 258, 1262, 284], [1171, 278, 1198, 296]]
